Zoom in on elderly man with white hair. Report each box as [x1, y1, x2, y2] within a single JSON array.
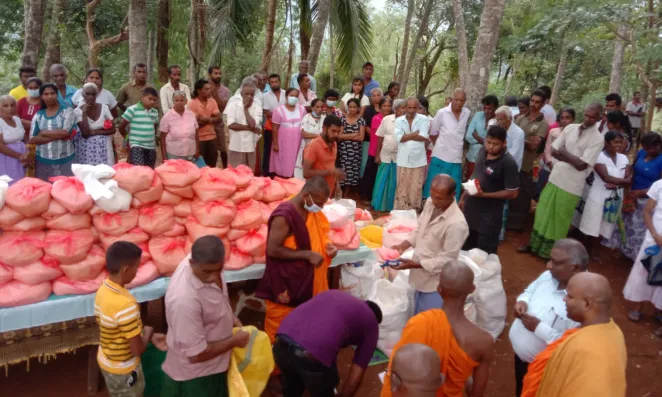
[[73, 83, 116, 165], [224, 81, 263, 169], [49, 64, 77, 108], [494, 105, 525, 171]]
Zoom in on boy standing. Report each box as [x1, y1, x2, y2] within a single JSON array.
[[460, 125, 520, 254], [95, 241, 154, 397], [119, 87, 160, 168]]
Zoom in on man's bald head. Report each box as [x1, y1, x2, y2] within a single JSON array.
[[430, 174, 456, 211], [391, 344, 443, 397], [564, 272, 613, 324], [437, 260, 475, 299], [301, 176, 330, 207]]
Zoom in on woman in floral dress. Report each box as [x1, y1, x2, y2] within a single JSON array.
[[338, 98, 365, 197]]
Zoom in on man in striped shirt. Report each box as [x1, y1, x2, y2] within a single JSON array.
[[119, 87, 160, 168], [94, 241, 157, 397]]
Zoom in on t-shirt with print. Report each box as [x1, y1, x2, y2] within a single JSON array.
[[122, 102, 159, 150], [464, 147, 520, 233]]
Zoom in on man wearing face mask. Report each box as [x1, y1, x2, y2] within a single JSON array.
[[256, 176, 339, 350]]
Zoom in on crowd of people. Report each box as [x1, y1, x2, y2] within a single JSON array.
[[3, 58, 659, 397]]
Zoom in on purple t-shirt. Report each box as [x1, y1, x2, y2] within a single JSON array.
[[277, 290, 379, 368]]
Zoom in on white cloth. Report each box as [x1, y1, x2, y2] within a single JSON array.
[[506, 122, 525, 171], [430, 105, 471, 163], [262, 89, 286, 111], [72, 88, 118, 110], [541, 104, 557, 125], [294, 114, 325, 179], [394, 114, 430, 168], [341, 93, 370, 109], [0, 116, 26, 144], [626, 101, 645, 129], [159, 82, 191, 114], [508, 271, 580, 363], [375, 114, 398, 163], [573, 152, 629, 238], [224, 98, 263, 153]]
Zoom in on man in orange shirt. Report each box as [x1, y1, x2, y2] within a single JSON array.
[[303, 115, 345, 197], [189, 79, 222, 167]]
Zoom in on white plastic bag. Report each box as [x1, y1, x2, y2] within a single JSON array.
[[472, 252, 507, 340], [322, 203, 351, 228], [369, 271, 413, 356], [94, 179, 132, 214], [0, 175, 13, 208], [382, 219, 418, 248], [389, 209, 417, 221], [71, 164, 116, 200], [334, 199, 356, 221], [341, 260, 384, 300]]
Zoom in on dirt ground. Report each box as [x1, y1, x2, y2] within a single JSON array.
[[1, 228, 661, 397]]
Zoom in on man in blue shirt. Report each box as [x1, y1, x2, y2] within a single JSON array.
[[289, 60, 317, 93], [464, 95, 499, 181], [362, 62, 380, 96], [50, 64, 77, 108]]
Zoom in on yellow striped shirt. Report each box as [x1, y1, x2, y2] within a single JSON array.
[[94, 279, 142, 374]]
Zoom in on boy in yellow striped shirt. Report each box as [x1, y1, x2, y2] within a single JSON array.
[[95, 241, 153, 397]]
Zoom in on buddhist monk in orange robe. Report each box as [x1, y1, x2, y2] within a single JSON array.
[[382, 260, 494, 397], [521, 272, 627, 397]]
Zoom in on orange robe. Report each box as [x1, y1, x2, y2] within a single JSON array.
[[381, 310, 478, 397]]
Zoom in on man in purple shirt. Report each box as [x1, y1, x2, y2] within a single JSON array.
[[274, 290, 382, 397]]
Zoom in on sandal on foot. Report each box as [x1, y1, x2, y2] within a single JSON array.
[[628, 310, 642, 322]]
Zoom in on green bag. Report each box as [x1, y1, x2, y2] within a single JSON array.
[[603, 190, 622, 224], [141, 343, 167, 397]]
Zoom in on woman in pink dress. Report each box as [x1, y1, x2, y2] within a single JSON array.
[[270, 88, 307, 178]]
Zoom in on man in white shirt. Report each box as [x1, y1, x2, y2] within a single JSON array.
[[262, 74, 286, 176], [626, 91, 646, 145], [538, 86, 557, 126], [224, 83, 263, 169], [160, 65, 191, 114], [289, 60, 317, 93], [494, 106, 525, 170], [509, 238, 587, 397], [426, 88, 471, 200]]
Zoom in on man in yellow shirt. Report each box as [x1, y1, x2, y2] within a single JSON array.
[[9, 66, 36, 101]]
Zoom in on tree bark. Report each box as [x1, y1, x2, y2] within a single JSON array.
[[21, 0, 46, 70], [307, 0, 330, 75], [400, 0, 434, 96], [299, 7, 311, 60], [129, 0, 148, 76], [465, 0, 507, 111], [42, 0, 67, 81], [451, 0, 469, 90], [609, 24, 628, 93], [86, 0, 129, 68], [259, 0, 279, 72], [550, 42, 568, 107], [187, 0, 204, 84], [157, 0, 171, 84], [329, 22, 335, 88], [396, 0, 415, 87], [147, 29, 155, 80]]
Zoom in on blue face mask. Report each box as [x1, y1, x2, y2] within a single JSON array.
[[312, 111, 319, 118], [326, 100, 337, 108], [27, 89, 40, 98], [287, 96, 299, 106], [304, 195, 323, 213]]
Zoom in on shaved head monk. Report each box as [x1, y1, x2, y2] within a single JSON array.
[[521, 272, 627, 397], [382, 260, 494, 397], [390, 343, 443, 397]]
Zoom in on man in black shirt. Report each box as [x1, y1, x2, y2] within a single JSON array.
[[460, 125, 520, 254]]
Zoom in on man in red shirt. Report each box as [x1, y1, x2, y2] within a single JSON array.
[[303, 115, 345, 197]]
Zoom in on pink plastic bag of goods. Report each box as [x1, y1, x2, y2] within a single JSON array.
[[329, 222, 357, 248], [226, 246, 254, 270], [274, 177, 304, 196], [192, 167, 237, 201], [59, 245, 105, 281], [165, 184, 194, 199], [14, 256, 62, 284], [159, 189, 183, 205], [5, 216, 46, 231], [46, 212, 91, 231], [0, 205, 25, 227], [256, 178, 287, 202], [173, 200, 192, 218], [100, 227, 149, 249], [49, 176, 94, 214], [224, 165, 253, 188], [52, 271, 107, 296], [191, 198, 236, 226], [230, 183, 259, 204], [376, 247, 400, 262], [253, 255, 266, 264], [90, 227, 100, 242], [342, 232, 360, 250], [251, 178, 266, 201], [138, 204, 176, 236], [44, 229, 95, 264], [136, 241, 152, 264], [149, 236, 188, 275], [259, 202, 272, 224], [89, 205, 105, 216], [322, 204, 350, 228], [0, 231, 44, 266], [93, 209, 139, 236], [175, 216, 187, 225], [231, 199, 263, 230], [155, 159, 201, 187], [235, 225, 268, 256], [162, 222, 186, 237], [131, 197, 145, 208], [268, 201, 283, 211], [382, 220, 417, 248], [227, 228, 248, 241], [125, 261, 160, 289], [41, 199, 67, 219], [186, 216, 230, 240], [0, 281, 52, 307], [355, 209, 373, 221], [6, 177, 52, 217], [133, 173, 164, 204], [0, 262, 13, 285], [113, 163, 155, 193]]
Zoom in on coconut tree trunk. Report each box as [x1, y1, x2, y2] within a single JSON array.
[[42, 0, 67, 81], [465, 0, 507, 111], [400, 0, 434, 96], [188, 0, 204, 83], [396, 0, 414, 86], [307, 0, 330, 75], [156, 0, 170, 83], [21, 0, 46, 69], [609, 24, 627, 93], [550, 43, 568, 107], [451, 0, 469, 90], [147, 29, 156, 80], [129, 0, 148, 74], [299, 2, 311, 60], [259, 0, 278, 72]]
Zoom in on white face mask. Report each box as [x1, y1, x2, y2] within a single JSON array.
[[287, 96, 299, 106], [304, 194, 322, 213], [27, 89, 40, 98]]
